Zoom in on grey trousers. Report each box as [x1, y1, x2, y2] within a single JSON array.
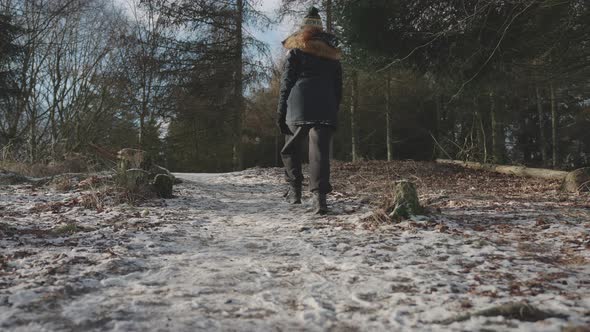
[[281, 124, 333, 194]]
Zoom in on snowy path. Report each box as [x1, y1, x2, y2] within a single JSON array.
[[1, 168, 589, 331]]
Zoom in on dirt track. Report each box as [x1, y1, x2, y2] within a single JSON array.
[[1, 163, 589, 331]]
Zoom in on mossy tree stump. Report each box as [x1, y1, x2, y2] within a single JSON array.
[[387, 180, 424, 220], [153, 174, 173, 198], [124, 169, 151, 192]]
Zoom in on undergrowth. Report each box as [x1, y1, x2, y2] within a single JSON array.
[[0, 153, 93, 177]]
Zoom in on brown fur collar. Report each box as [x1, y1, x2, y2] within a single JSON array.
[[283, 32, 342, 61]]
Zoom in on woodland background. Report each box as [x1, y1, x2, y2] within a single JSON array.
[[0, 0, 589, 173]]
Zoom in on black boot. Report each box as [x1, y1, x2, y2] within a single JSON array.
[[284, 183, 302, 204], [311, 192, 328, 215]]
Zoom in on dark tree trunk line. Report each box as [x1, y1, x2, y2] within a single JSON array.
[[535, 86, 547, 165], [489, 90, 505, 164], [324, 0, 333, 33], [232, 0, 244, 171], [386, 71, 393, 161], [350, 70, 359, 162], [550, 82, 558, 168]]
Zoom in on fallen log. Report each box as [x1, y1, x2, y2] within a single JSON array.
[[435, 159, 568, 181], [434, 302, 568, 325]]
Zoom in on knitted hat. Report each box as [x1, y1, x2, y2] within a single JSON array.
[[301, 7, 323, 29]]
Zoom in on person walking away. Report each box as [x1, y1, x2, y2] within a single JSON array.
[[276, 7, 343, 215]]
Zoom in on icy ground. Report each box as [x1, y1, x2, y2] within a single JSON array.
[[1, 167, 589, 331]]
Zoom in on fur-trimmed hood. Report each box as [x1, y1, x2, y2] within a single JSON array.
[[282, 31, 342, 61]]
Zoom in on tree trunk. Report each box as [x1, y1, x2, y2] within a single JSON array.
[[434, 93, 443, 159], [49, 106, 58, 157], [232, 0, 244, 171], [323, 0, 333, 33], [535, 86, 547, 165], [473, 97, 487, 162], [28, 114, 37, 163], [275, 132, 281, 167], [447, 102, 456, 145], [517, 96, 531, 163], [490, 91, 504, 163], [139, 114, 145, 147], [480, 113, 488, 163], [386, 71, 393, 161], [350, 70, 359, 162], [550, 82, 558, 168]]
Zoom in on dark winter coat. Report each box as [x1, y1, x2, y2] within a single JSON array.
[[277, 31, 343, 127]]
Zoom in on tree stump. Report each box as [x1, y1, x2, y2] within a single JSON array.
[[153, 174, 173, 198], [562, 167, 590, 193], [388, 180, 424, 220], [117, 148, 176, 198], [117, 148, 146, 172], [147, 164, 179, 184], [124, 169, 150, 192]]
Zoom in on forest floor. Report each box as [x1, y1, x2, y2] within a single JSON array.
[[1, 161, 589, 331]]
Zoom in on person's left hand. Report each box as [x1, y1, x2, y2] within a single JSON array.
[[277, 120, 292, 135], [277, 113, 292, 135]]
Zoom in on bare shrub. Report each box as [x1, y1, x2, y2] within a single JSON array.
[[0, 153, 92, 177]]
